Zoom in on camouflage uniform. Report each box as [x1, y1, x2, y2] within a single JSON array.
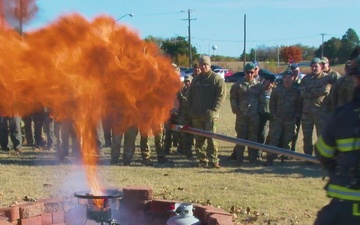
[[267, 83, 301, 163], [111, 125, 164, 165], [300, 71, 338, 155], [188, 70, 226, 166], [176, 84, 194, 158], [330, 75, 354, 111], [230, 77, 265, 163]]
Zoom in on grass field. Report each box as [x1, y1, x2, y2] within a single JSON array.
[[0, 82, 331, 225]]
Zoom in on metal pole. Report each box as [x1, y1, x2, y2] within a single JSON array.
[[171, 124, 320, 164], [320, 33, 325, 57], [182, 10, 196, 67], [188, 9, 192, 68], [277, 45, 279, 67], [243, 14, 246, 68], [19, 0, 23, 35]]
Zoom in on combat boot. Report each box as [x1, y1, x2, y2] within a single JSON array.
[[210, 162, 221, 169]]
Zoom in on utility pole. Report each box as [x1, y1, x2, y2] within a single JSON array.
[[182, 9, 196, 68], [19, 0, 23, 35], [243, 14, 246, 68], [320, 33, 326, 57]]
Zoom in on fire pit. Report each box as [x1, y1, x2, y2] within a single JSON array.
[[74, 189, 123, 225]]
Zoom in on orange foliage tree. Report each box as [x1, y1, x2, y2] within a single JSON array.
[[280, 46, 303, 63]]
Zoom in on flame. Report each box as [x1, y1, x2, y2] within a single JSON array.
[[0, 14, 182, 199]]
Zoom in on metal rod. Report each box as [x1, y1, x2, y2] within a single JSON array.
[[171, 124, 319, 164]]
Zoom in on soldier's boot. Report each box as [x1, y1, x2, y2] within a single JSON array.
[[198, 160, 208, 168], [209, 161, 221, 169], [235, 149, 244, 166], [263, 153, 275, 166], [157, 155, 174, 164], [248, 149, 260, 163]]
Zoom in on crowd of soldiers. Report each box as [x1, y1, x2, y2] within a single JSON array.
[[169, 55, 351, 168], [0, 55, 352, 168]]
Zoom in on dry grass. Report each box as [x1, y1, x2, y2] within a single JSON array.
[[0, 83, 330, 225]]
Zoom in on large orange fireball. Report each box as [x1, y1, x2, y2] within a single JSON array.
[[0, 14, 182, 197]]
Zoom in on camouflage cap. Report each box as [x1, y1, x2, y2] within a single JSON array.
[[184, 75, 193, 82], [310, 57, 323, 65], [199, 55, 211, 66], [244, 62, 256, 71], [283, 70, 293, 77], [321, 57, 329, 63], [290, 63, 299, 70]]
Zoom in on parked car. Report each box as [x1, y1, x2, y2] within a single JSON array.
[[211, 65, 223, 71], [214, 68, 230, 80], [225, 71, 245, 82]]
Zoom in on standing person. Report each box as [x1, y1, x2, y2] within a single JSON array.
[[187, 55, 226, 168], [0, 115, 22, 152], [43, 107, 55, 151], [191, 63, 201, 79], [229, 62, 265, 165], [313, 54, 360, 225], [290, 63, 303, 151], [22, 114, 34, 146], [264, 70, 301, 166], [329, 60, 354, 111], [58, 118, 79, 162], [321, 57, 341, 79], [299, 57, 336, 156], [290, 63, 305, 87], [257, 72, 276, 150], [176, 75, 194, 158], [102, 116, 112, 148]]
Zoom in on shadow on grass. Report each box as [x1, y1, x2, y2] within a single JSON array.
[[0, 148, 325, 178]]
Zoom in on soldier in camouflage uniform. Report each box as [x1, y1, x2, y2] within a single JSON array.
[[289, 63, 303, 151], [300, 57, 339, 155], [230, 62, 266, 164], [321, 57, 341, 79], [329, 60, 354, 111], [111, 124, 171, 166], [188, 55, 226, 168], [265, 70, 302, 166], [257, 72, 276, 148], [176, 75, 194, 158]]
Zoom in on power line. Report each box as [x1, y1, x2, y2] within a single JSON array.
[[132, 11, 185, 17], [192, 34, 321, 44]]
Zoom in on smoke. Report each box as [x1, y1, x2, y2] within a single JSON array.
[[0, 14, 182, 192]]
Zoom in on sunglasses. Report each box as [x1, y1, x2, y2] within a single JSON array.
[[245, 71, 255, 75]]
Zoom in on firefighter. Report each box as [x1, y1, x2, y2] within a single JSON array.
[[314, 52, 360, 225]]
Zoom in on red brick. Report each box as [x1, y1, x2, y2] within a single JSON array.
[[41, 213, 52, 225], [122, 186, 153, 210], [52, 211, 64, 224], [19, 202, 45, 219], [148, 200, 178, 214], [0, 206, 20, 221], [208, 213, 234, 225], [193, 205, 223, 223], [37, 198, 64, 213], [20, 215, 41, 225]]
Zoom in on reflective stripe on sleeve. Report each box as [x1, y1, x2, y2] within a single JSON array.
[[327, 184, 360, 201], [315, 136, 335, 158], [336, 138, 360, 152]]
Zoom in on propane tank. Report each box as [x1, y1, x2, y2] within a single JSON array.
[[166, 203, 200, 225]]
